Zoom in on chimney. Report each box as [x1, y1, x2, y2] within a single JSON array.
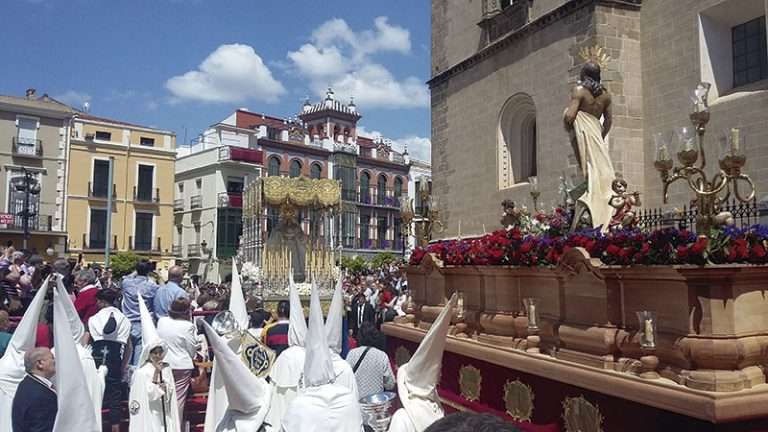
[[25, 88, 36, 99]]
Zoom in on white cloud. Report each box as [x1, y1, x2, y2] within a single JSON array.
[[357, 126, 431, 162], [166, 44, 285, 104], [54, 90, 91, 108], [287, 17, 427, 110]]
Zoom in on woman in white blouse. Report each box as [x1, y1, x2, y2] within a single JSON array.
[[156, 298, 200, 428]]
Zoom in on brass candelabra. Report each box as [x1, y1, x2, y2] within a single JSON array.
[[653, 82, 755, 233], [400, 179, 444, 248]]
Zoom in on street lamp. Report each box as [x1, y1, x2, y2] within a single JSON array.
[[12, 168, 41, 250]]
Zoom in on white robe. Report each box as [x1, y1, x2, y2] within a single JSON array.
[[204, 334, 240, 432], [0, 347, 27, 432], [331, 353, 359, 401], [264, 346, 305, 429], [573, 110, 615, 231], [129, 363, 180, 432], [388, 409, 417, 432], [51, 344, 107, 424]]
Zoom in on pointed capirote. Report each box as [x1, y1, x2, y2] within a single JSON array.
[[287, 271, 307, 347], [56, 274, 84, 344], [229, 258, 249, 330], [397, 293, 458, 431], [137, 293, 164, 365], [52, 285, 100, 432], [302, 282, 335, 387], [324, 277, 343, 354]]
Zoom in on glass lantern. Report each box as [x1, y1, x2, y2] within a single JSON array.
[[635, 310, 657, 350], [522, 297, 540, 332]]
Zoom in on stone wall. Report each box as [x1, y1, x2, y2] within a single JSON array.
[[640, 0, 768, 208], [430, 0, 642, 238]]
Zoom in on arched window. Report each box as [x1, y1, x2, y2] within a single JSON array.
[[498, 93, 537, 189], [360, 171, 371, 203], [289, 160, 302, 178], [377, 174, 387, 205], [393, 177, 403, 206], [268, 156, 281, 177], [310, 163, 322, 179]]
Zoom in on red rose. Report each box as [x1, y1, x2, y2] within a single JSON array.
[[677, 245, 689, 259], [520, 240, 534, 254], [751, 244, 767, 259], [606, 244, 621, 256], [641, 243, 650, 254]]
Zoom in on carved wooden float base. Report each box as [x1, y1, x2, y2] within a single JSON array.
[[384, 322, 768, 430]]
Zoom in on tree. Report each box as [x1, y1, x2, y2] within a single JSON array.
[[341, 255, 368, 274], [110, 251, 141, 279], [369, 252, 398, 270]]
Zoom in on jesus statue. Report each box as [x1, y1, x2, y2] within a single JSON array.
[[563, 60, 616, 232]]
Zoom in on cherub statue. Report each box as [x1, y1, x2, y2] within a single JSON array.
[[500, 199, 523, 231], [608, 175, 641, 229]]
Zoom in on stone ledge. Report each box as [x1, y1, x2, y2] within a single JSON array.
[[383, 322, 768, 423]]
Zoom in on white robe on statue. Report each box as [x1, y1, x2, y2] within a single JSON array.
[[128, 362, 180, 432], [573, 110, 615, 231]]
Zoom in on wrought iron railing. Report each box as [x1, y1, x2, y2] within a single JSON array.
[[173, 198, 184, 211], [12, 137, 43, 158], [88, 182, 116, 199], [134, 186, 160, 203], [2, 214, 52, 232], [636, 197, 761, 231], [190, 195, 203, 209]]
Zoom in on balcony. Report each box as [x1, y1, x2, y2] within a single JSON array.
[[188, 243, 201, 257], [358, 187, 405, 209], [1, 214, 53, 232], [173, 198, 184, 212], [81, 233, 117, 251], [11, 137, 43, 158], [88, 182, 116, 199], [353, 238, 398, 251], [190, 195, 203, 209], [218, 192, 243, 208], [218, 146, 263, 164], [133, 186, 160, 203], [171, 244, 182, 256], [129, 236, 162, 253]]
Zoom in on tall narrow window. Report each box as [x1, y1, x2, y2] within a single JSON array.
[[8, 170, 41, 230], [135, 212, 153, 251], [498, 93, 537, 188], [360, 214, 371, 248], [335, 165, 356, 201], [137, 165, 154, 201], [15, 117, 38, 155], [289, 160, 302, 178], [92, 160, 110, 197], [732, 16, 768, 87], [394, 177, 403, 207], [377, 174, 387, 205], [268, 156, 281, 176], [377, 215, 387, 249], [360, 172, 371, 203], [89, 208, 107, 249], [310, 163, 322, 179]]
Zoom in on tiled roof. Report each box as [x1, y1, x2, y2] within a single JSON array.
[[236, 109, 287, 130], [302, 99, 361, 118], [357, 136, 376, 148]]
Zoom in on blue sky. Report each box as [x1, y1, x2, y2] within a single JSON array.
[[1, 0, 432, 160]]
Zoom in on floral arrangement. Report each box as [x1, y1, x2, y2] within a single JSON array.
[[409, 224, 768, 267], [240, 261, 261, 282]]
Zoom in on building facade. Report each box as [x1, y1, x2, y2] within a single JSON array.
[[174, 118, 264, 281], [66, 114, 176, 266], [431, 0, 768, 238], [0, 89, 75, 255], [181, 89, 413, 281]]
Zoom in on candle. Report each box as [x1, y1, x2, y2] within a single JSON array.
[[730, 128, 740, 154], [482, 224, 486, 234], [528, 303, 537, 327], [458, 220, 462, 239], [644, 318, 655, 346]]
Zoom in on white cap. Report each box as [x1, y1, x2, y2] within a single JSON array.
[[56, 274, 84, 343], [287, 271, 307, 347], [229, 258, 249, 330], [137, 294, 165, 365], [397, 294, 457, 431], [202, 321, 270, 416], [53, 279, 100, 432], [302, 281, 334, 387], [324, 277, 343, 354]]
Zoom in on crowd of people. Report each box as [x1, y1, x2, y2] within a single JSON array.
[[0, 245, 519, 432]]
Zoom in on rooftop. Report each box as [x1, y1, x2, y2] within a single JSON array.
[[77, 113, 175, 135]]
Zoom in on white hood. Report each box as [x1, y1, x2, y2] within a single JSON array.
[[53, 282, 100, 432], [303, 282, 334, 387], [0, 275, 50, 396], [57, 274, 85, 344], [397, 293, 457, 431], [287, 271, 307, 348], [324, 277, 343, 355], [201, 321, 270, 418], [137, 294, 165, 365], [229, 258, 249, 330]]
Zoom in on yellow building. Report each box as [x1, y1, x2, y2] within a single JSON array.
[[66, 114, 176, 266]]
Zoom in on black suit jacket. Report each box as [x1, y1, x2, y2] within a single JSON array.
[[12, 375, 57, 432], [350, 301, 375, 336]]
